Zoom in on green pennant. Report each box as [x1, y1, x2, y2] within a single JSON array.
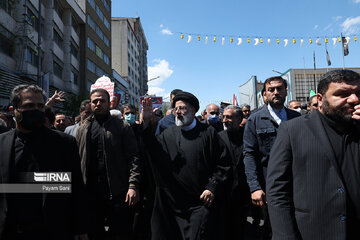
[[309, 89, 316, 97]]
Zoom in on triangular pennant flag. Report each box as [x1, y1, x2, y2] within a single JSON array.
[[309, 89, 316, 97], [187, 35, 192, 43], [342, 36, 349, 56]]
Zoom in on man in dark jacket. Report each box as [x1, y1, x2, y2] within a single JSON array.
[[141, 92, 231, 240], [76, 88, 141, 240], [267, 70, 360, 240], [243, 76, 301, 239], [0, 84, 86, 240], [219, 105, 251, 240]]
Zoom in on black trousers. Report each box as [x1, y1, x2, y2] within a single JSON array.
[[87, 190, 134, 240]]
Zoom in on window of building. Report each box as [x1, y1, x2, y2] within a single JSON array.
[[104, 53, 110, 65], [96, 25, 103, 40], [26, 8, 39, 32], [0, 34, 13, 56], [71, 71, 78, 85], [95, 5, 103, 21], [103, 35, 109, 47], [128, 54, 130, 62], [103, 0, 110, 12], [103, 18, 110, 30], [26, 47, 38, 66], [87, 15, 95, 30], [1, 0, 13, 15], [53, 29, 63, 48], [54, 0, 63, 19], [96, 66, 104, 77], [95, 45, 103, 59], [87, 0, 95, 9], [87, 59, 95, 73], [53, 61, 63, 78], [70, 41, 78, 58], [87, 37, 95, 51], [72, 17, 79, 33]]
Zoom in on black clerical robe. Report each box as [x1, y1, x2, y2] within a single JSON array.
[[142, 119, 231, 240]]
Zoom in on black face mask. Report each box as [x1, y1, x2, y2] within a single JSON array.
[[17, 109, 45, 131]]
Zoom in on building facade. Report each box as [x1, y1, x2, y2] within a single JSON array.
[[111, 17, 148, 106], [84, 0, 111, 94], [0, 0, 86, 109], [283, 67, 360, 104]]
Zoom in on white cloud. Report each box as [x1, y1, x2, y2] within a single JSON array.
[[333, 16, 342, 22], [160, 24, 164, 28], [323, 24, 332, 31], [161, 28, 173, 35], [353, 0, 360, 3], [147, 59, 174, 88], [148, 86, 166, 96], [314, 24, 319, 30], [341, 16, 360, 34]]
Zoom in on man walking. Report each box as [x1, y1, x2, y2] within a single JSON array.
[[243, 76, 301, 239], [76, 88, 141, 240], [267, 70, 360, 240], [219, 105, 251, 240], [141, 92, 231, 240], [0, 85, 86, 239]]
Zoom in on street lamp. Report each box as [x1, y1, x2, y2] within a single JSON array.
[[272, 70, 283, 75], [148, 76, 160, 82]]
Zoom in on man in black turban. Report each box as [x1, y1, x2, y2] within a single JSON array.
[[141, 92, 231, 240]]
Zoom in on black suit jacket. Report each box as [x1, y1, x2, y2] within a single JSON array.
[[0, 127, 87, 238], [218, 130, 250, 207], [266, 110, 359, 240]]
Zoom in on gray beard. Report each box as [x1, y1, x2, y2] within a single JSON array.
[[175, 112, 192, 126]]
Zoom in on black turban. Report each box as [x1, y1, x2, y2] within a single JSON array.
[[172, 91, 200, 112]]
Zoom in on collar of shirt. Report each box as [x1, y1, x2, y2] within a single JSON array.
[[267, 104, 287, 125], [181, 118, 196, 131]]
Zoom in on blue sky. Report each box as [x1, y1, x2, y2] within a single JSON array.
[[112, 0, 360, 112]]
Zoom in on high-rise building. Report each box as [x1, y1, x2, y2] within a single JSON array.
[[84, 0, 111, 94], [0, 0, 86, 109], [111, 17, 148, 106]]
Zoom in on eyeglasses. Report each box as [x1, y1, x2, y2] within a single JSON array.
[[209, 111, 219, 115], [222, 115, 233, 120], [173, 105, 188, 112], [311, 103, 318, 107]]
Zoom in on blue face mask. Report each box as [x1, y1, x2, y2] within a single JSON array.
[[124, 113, 136, 125], [207, 114, 219, 124]]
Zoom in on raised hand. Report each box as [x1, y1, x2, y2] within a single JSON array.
[[46, 90, 66, 107], [141, 97, 153, 122]]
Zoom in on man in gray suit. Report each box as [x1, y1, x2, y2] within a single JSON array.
[[267, 70, 360, 240]]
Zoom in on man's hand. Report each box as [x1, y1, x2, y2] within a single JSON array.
[[200, 190, 215, 207], [74, 234, 88, 240], [141, 97, 153, 123], [352, 104, 360, 120], [46, 90, 66, 107], [125, 188, 139, 206], [251, 189, 266, 208]]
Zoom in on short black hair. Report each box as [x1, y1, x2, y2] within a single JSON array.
[[90, 88, 110, 102], [317, 70, 360, 95], [121, 104, 136, 112], [10, 84, 47, 109], [79, 99, 91, 111], [262, 76, 288, 93], [224, 105, 243, 119], [171, 89, 182, 97]]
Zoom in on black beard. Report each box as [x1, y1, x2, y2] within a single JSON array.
[[322, 98, 357, 125]]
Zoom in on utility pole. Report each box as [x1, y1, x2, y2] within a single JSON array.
[[37, 0, 42, 87]]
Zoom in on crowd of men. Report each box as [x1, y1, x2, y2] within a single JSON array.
[[0, 69, 359, 240]]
